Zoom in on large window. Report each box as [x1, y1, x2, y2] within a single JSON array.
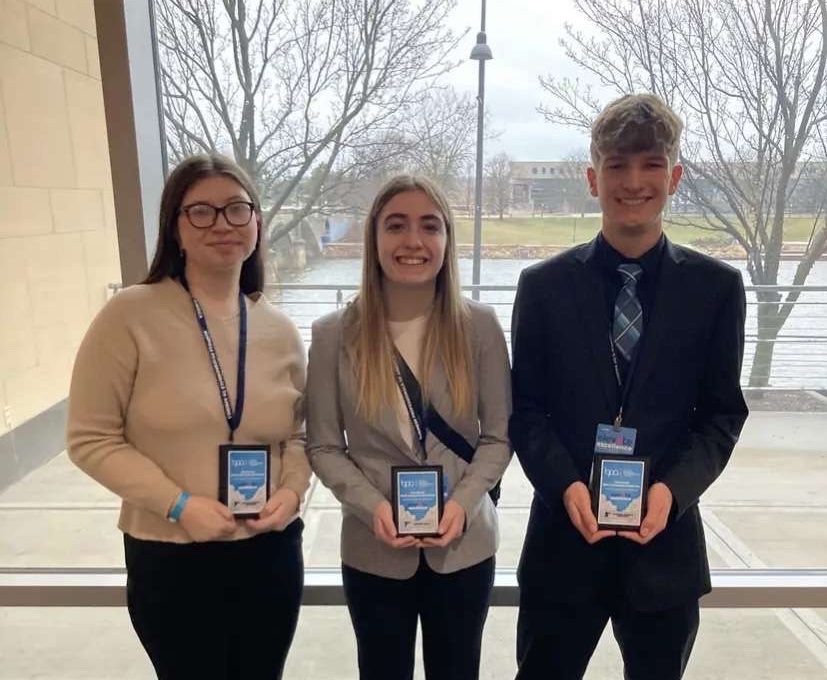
[[1, 0, 825, 677]]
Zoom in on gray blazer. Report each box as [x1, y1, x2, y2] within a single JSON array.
[[306, 300, 512, 579]]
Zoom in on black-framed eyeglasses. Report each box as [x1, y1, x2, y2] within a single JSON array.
[[180, 201, 255, 229]]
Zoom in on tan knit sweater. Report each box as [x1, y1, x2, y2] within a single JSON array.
[[67, 277, 310, 543]]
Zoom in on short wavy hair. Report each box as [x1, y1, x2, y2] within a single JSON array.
[[590, 94, 683, 166]]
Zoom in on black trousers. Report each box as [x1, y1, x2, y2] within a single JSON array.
[[515, 595, 699, 680], [124, 520, 304, 680], [342, 553, 495, 680]]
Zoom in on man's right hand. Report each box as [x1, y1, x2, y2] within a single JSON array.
[[179, 495, 237, 542], [563, 481, 616, 544], [372, 500, 420, 549]]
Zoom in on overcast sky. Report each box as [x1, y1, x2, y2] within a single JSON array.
[[445, 0, 594, 161]]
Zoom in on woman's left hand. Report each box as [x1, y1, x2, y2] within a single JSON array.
[[246, 487, 300, 533], [421, 499, 465, 548]]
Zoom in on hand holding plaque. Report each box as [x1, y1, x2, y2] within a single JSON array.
[[618, 481, 672, 544], [563, 481, 616, 544], [178, 495, 236, 542], [372, 500, 420, 548], [420, 499, 465, 548], [246, 487, 300, 533]]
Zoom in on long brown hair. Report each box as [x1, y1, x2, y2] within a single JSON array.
[[144, 153, 265, 294], [344, 175, 472, 419]]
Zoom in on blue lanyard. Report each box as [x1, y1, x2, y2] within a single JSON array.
[[392, 352, 428, 456], [608, 333, 640, 428], [183, 282, 248, 442]]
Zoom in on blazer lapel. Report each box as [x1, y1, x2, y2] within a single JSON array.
[[377, 400, 421, 463], [338, 343, 418, 462], [573, 241, 617, 415], [426, 355, 450, 410], [626, 239, 686, 417]]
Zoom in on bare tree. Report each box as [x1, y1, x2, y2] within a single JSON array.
[[155, 0, 463, 249], [485, 152, 513, 220], [331, 88, 479, 208], [540, 0, 827, 387], [403, 88, 477, 197]]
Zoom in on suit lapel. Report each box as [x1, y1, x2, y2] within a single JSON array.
[[626, 239, 686, 418], [573, 242, 617, 415]]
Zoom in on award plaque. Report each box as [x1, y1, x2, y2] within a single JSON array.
[[219, 444, 271, 519], [391, 465, 444, 537], [590, 454, 650, 531]]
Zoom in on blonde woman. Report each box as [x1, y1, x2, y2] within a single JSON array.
[[307, 175, 511, 680]]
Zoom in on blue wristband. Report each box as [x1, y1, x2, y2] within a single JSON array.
[[168, 491, 190, 523]]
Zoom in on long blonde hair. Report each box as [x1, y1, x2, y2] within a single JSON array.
[[344, 175, 473, 420]]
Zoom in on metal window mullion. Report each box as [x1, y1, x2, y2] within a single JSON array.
[[2, 569, 826, 608]]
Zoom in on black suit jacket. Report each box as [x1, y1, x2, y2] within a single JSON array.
[[510, 237, 748, 611]]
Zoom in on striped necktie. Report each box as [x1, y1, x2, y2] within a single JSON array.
[[613, 263, 643, 362]]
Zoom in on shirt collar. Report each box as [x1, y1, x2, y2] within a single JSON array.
[[595, 231, 665, 280]]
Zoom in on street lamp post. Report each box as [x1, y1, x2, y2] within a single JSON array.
[[470, 0, 492, 301]]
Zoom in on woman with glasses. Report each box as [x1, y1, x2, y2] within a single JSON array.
[[306, 175, 512, 680], [67, 154, 309, 679]]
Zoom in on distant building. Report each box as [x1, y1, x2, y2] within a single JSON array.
[[510, 160, 827, 216], [510, 161, 598, 215]]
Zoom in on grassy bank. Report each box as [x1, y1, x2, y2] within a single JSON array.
[[453, 215, 823, 246]]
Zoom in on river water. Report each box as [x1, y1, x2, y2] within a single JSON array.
[[273, 258, 827, 389]]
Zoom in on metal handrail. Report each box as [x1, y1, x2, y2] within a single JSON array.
[[264, 284, 827, 293], [268, 282, 827, 387]]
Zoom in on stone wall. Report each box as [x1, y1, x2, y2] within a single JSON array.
[[0, 0, 119, 434]]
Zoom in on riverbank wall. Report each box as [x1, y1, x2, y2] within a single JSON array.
[[318, 242, 823, 260]]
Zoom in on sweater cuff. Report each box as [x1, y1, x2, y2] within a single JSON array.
[[279, 474, 311, 507], [156, 484, 184, 521]]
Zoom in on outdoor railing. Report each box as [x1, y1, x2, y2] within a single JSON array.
[[265, 284, 827, 390]]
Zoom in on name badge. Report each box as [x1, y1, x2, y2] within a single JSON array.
[[391, 465, 444, 537], [219, 444, 271, 519], [590, 454, 650, 531], [594, 423, 637, 456]]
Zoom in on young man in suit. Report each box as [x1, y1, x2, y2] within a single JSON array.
[[510, 94, 748, 679]]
